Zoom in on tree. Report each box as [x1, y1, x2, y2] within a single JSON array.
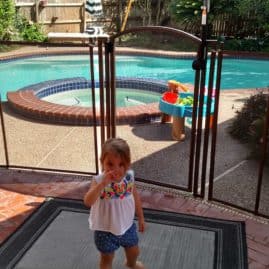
[[136, 0, 171, 27], [137, 0, 152, 26], [155, 0, 170, 25]]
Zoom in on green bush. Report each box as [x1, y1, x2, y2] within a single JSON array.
[[248, 114, 269, 163], [229, 92, 269, 163], [228, 92, 268, 143], [0, 0, 15, 40], [0, 1, 46, 42], [223, 37, 269, 52], [14, 14, 47, 42]]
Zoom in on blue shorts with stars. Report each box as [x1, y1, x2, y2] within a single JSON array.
[[94, 223, 138, 254]]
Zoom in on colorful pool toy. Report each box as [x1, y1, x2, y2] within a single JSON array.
[[159, 91, 215, 141], [159, 92, 214, 118]]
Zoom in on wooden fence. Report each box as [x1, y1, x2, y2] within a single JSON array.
[[180, 12, 258, 38], [15, 0, 257, 38], [211, 13, 257, 37], [15, 0, 117, 34]]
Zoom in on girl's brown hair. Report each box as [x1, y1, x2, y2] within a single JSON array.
[[100, 138, 131, 165]]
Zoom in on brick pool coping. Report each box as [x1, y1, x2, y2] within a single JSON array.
[[7, 89, 161, 125], [7, 76, 167, 126], [3, 47, 269, 125]]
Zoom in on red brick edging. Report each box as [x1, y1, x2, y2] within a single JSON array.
[[7, 90, 161, 125]]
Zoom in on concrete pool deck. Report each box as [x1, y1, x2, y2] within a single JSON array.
[[1, 88, 268, 207], [1, 45, 268, 200]]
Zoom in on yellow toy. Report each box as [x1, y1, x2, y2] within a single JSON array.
[[168, 80, 179, 92], [168, 80, 189, 93], [177, 81, 189, 92]]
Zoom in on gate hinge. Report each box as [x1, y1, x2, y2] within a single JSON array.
[[192, 59, 206, 70]]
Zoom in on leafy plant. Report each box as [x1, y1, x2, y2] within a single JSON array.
[[223, 37, 269, 52], [248, 112, 269, 163], [235, 0, 269, 38], [169, 0, 202, 34], [169, 0, 269, 41], [14, 14, 47, 42], [249, 116, 267, 143], [228, 92, 267, 143], [0, 0, 15, 40], [169, 0, 238, 37], [0, 1, 46, 42]]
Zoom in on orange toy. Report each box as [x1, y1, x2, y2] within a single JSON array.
[[168, 80, 179, 93], [177, 81, 189, 92], [168, 80, 189, 93]]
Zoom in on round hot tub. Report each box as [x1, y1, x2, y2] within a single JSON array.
[[7, 77, 167, 125]]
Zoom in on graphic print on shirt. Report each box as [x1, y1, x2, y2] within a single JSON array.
[[100, 173, 134, 200]]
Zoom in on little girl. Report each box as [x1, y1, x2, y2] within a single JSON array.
[[84, 138, 146, 269]]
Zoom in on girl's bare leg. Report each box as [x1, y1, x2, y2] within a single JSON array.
[[124, 246, 145, 269], [100, 252, 114, 269]]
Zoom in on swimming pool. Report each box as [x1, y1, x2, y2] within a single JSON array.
[[1, 54, 269, 101]]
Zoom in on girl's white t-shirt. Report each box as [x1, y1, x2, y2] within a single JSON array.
[[89, 170, 135, 236]]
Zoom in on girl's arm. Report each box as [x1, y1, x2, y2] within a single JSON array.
[[133, 185, 145, 232], [83, 180, 105, 207], [84, 171, 115, 207]]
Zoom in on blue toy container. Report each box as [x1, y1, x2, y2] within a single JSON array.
[[159, 92, 215, 118]]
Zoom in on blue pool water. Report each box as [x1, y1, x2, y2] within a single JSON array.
[[0, 55, 269, 101]]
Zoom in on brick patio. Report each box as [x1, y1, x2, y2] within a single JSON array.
[[0, 169, 268, 268]]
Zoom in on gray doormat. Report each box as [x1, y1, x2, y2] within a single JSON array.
[[0, 198, 248, 269]]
